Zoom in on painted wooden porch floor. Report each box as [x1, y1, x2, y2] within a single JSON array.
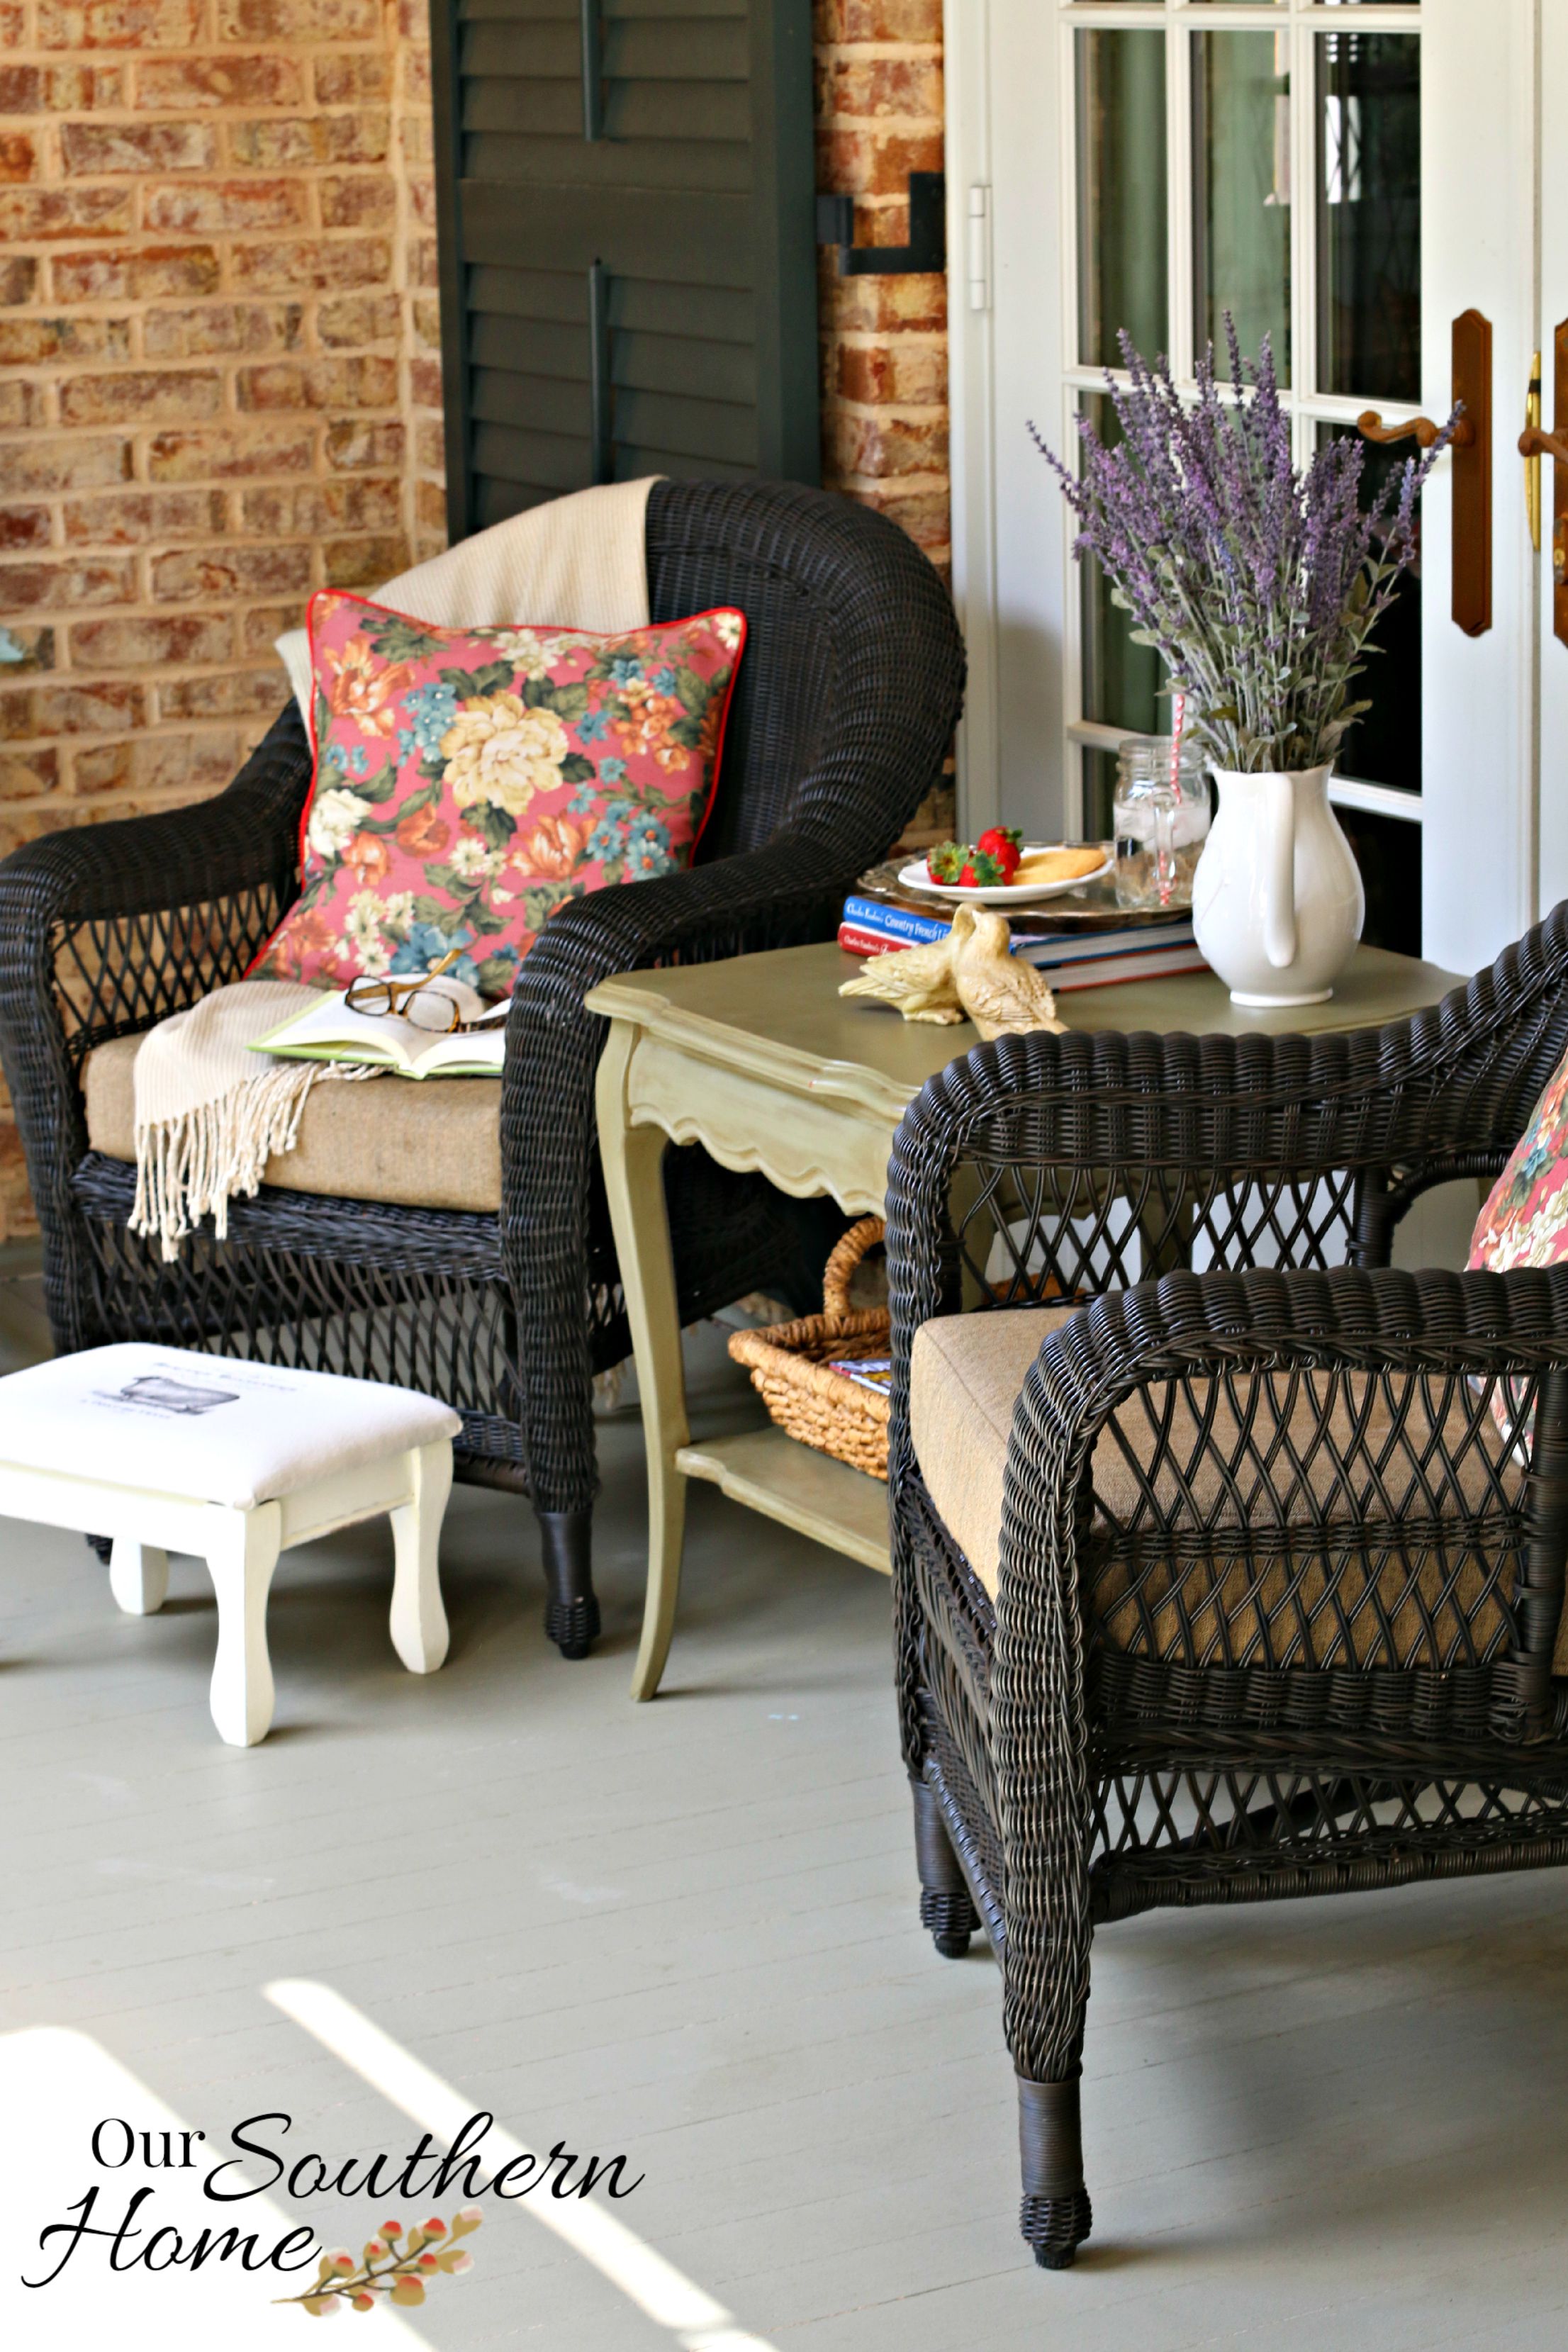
[[0, 1318, 1566, 2349]]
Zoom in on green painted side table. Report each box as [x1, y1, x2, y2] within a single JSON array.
[[587, 939, 1462, 1701]]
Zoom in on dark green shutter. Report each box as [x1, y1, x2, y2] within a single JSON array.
[[430, 0, 820, 538]]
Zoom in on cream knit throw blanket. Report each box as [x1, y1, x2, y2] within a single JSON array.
[[132, 478, 659, 1259]]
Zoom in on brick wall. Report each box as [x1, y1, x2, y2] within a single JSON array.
[[814, 0, 948, 576], [0, 0, 444, 864]]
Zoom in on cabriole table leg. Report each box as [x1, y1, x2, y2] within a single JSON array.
[[595, 1019, 690, 1700]]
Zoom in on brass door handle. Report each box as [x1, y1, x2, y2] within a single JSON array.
[[1357, 408, 1474, 450]]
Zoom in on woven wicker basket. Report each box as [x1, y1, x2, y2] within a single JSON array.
[[727, 1216, 891, 1480]]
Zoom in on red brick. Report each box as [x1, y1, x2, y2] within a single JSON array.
[[134, 55, 304, 109], [0, 510, 53, 552], [157, 668, 291, 720], [0, 681, 147, 737], [409, 234, 439, 290], [834, 337, 946, 405], [824, 264, 947, 335], [415, 417, 444, 473], [0, 256, 37, 306], [113, 729, 242, 795], [0, 134, 38, 186], [239, 601, 304, 652], [411, 294, 440, 352], [318, 174, 396, 229], [70, 740, 134, 795], [240, 477, 401, 534], [0, 558, 135, 610], [821, 57, 944, 121], [63, 488, 228, 543], [236, 355, 397, 410], [313, 55, 391, 105], [409, 355, 442, 410], [0, 188, 133, 240], [828, 405, 948, 479], [0, 315, 133, 364], [816, 125, 945, 197], [60, 369, 223, 425], [415, 477, 447, 536], [316, 291, 399, 347], [0, 748, 63, 800], [0, 67, 40, 111], [408, 176, 436, 228], [324, 532, 406, 588], [143, 300, 304, 357], [43, 64, 128, 110], [143, 178, 308, 234], [151, 542, 312, 601], [323, 418, 403, 471], [816, 0, 942, 37], [62, 123, 217, 177], [53, 245, 220, 303], [147, 423, 315, 480], [1, 436, 133, 495], [217, 0, 379, 35], [228, 235, 389, 292], [38, 0, 204, 48], [72, 612, 233, 668], [0, 382, 47, 429]]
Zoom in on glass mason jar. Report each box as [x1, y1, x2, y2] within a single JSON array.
[[1113, 735, 1213, 912]]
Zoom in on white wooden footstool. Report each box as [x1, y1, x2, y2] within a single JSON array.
[[0, 1344, 462, 1745]]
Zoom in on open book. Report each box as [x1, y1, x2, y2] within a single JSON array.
[[250, 979, 508, 1079]]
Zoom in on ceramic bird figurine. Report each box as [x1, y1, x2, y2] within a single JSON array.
[[838, 924, 966, 1023], [953, 905, 1066, 1038], [839, 904, 1065, 1037]]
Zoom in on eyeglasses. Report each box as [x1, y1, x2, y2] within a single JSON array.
[[344, 947, 509, 1035]]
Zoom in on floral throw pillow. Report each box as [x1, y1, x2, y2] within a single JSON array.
[[1467, 1043, 1568, 1447], [253, 590, 746, 999]]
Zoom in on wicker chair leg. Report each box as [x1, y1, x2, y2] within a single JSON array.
[[911, 1774, 980, 1957], [1017, 2071, 1092, 2270], [537, 1508, 600, 1660]]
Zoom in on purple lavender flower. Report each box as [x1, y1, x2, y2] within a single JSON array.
[[1031, 321, 1457, 772]]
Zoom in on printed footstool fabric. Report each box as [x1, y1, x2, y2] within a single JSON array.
[[0, 1345, 460, 1510]]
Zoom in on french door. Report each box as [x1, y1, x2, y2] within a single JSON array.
[[948, 0, 1561, 978]]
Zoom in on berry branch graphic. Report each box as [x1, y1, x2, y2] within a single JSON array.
[[276, 2209, 481, 2315]]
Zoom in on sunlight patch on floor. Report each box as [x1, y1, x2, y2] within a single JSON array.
[[267, 1978, 779, 2352]]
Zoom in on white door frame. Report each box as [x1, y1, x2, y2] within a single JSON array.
[[947, 0, 1544, 977]]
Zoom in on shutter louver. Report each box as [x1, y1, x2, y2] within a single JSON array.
[[430, 0, 819, 539]]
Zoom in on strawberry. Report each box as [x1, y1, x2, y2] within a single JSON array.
[[975, 825, 1023, 878], [957, 863, 980, 887]]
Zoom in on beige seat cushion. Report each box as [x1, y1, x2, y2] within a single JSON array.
[[910, 1307, 1560, 1672], [83, 1034, 501, 1215]]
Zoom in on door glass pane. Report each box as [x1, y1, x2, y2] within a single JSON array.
[[1316, 33, 1421, 399], [1316, 424, 1421, 795], [1075, 30, 1167, 369], [1192, 31, 1292, 379]]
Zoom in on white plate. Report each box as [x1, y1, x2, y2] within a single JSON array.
[[897, 846, 1114, 907]]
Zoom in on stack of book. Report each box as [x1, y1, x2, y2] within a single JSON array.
[[839, 887, 1208, 992]]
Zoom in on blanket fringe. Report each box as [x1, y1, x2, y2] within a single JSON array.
[[130, 1062, 379, 1263]]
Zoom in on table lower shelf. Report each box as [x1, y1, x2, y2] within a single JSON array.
[[675, 1427, 891, 1574]]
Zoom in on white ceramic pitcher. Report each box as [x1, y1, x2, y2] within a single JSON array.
[[1191, 763, 1365, 1007]]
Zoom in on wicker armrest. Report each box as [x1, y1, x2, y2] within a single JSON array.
[[992, 1264, 1568, 1739], [0, 705, 310, 1276]]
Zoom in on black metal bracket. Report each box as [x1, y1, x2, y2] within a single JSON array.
[[815, 172, 946, 276]]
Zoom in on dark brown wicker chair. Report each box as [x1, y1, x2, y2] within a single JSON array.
[[0, 478, 964, 1658], [885, 906, 1568, 2270]]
